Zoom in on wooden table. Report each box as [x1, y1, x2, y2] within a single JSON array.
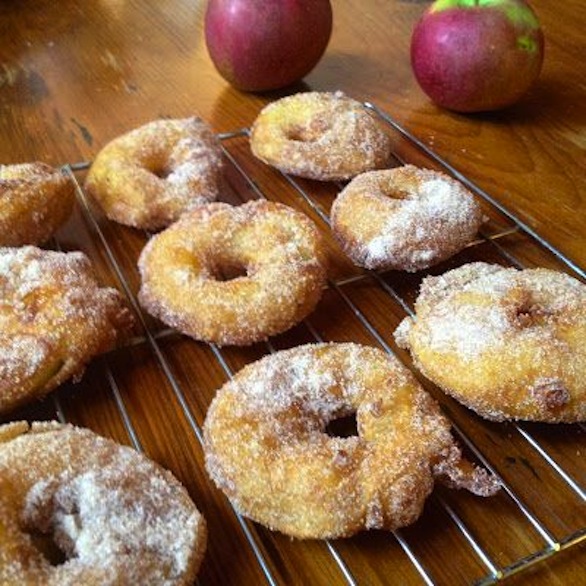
[[1, 1, 584, 584]]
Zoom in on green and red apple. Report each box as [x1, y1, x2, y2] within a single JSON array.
[[410, 0, 545, 112], [204, 0, 333, 92]]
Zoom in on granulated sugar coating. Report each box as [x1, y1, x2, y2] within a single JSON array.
[[395, 262, 586, 422], [250, 91, 392, 181], [331, 166, 482, 272], [138, 200, 327, 346], [203, 343, 499, 539], [0, 246, 134, 413], [84, 117, 224, 231], [0, 162, 75, 247], [0, 421, 206, 585]]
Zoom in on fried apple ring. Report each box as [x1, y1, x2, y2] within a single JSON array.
[[331, 166, 483, 272], [203, 343, 499, 539], [138, 200, 327, 346], [0, 421, 206, 584], [394, 262, 586, 422], [250, 91, 392, 181], [0, 246, 134, 414], [0, 163, 75, 247], [85, 117, 223, 230]]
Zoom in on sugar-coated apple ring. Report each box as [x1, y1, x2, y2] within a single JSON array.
[[138, 200, 327, 346], [0, 162, 75, 247], [0, 246, 134, 414], [203, 342, 499, 539], [0, 420, 206, 584], [85, 117, 224, 230], [331, 165, 483, 272], [250, 91, 392, 181], [395, 262, 586, 422]]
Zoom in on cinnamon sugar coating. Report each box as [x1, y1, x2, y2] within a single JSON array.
[[331, 166, 482, 272], [85, 117, 224, 230], [138, 200, 327, 346], [0, 246, 134, 413], [250, 91, 392, 181], [395, 262, 586, 422], [203, 343, 499, 539], [0, 421, 206, 585], [0, 163, 75, 246]]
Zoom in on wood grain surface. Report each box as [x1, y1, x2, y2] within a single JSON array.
[[0, 1, 584, 584]]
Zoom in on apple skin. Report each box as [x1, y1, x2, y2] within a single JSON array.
[[204, 0, 333, 92], [410, 0, 544, 112]]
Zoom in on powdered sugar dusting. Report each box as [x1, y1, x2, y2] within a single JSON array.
[[331, 166, 482, 272], [0, 335, 52, 389], [0, 246, 133, 413], [250, 91, 392, 181], [421, 302, 511, 359], [0, 422, 205, 584], [138, 200, 327, 346], [395, 262, 586, 422], [85, 117, 224, 230], [166, 160, 207, 185], [203, 343, 499, 539], [0, 162, 75, 247], [413, 262, 586, 359]]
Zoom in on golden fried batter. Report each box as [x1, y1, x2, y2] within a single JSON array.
[[85, 117, 223, 230], [0, 246, 134, 413], [250, 91, 392, 181], [395, 262, 586, 422], [0, 421, 206, 585], [0, 163, 75, 246], [331, 165, 482, 272], [138, 200, 327, 346], [204, 343, 499, 539]]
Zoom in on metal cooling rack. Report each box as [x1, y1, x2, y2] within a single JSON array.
[[26, 101, 585, 585]]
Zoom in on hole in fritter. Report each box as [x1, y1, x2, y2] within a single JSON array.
[[151, 164, 172, 179], [27, 531, 68, 566], [22, 480, 79, 567], [385, 188, 410, 200], [287, 126, 311, 142], [146, 155, 172, 179], [286, 119, 331, 142], [326, 413, 358, 438], [513, 300, 547, 328], [214, 261, 248, 282]]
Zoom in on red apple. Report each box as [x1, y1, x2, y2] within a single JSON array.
[[410, 0, 544, 112], [204, 0, 333, 92]]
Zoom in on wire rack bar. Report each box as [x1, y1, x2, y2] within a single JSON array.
[[436, 495, 501, 578], [393, 530, 437, 586], [105, 364, 144, 452], [515, 425, 585, 501]]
